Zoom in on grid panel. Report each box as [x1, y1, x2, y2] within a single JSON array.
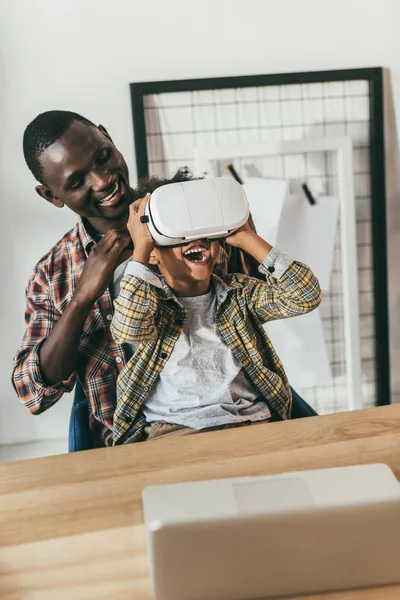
[[142, 79, 375, 413]]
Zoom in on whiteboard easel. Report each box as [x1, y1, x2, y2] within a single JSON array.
[[195, 137, 362, 411]]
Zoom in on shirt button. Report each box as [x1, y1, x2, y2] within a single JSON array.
[[268, 266, 275, 273], [161, 353, 168, 359], [106, 314, 113, 321], [143, 385, 149, 391], [116, 356, 123, 364]]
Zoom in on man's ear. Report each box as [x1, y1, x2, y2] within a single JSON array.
[[149, 250, 160, 265], [98, 124, 113, 144], [35, 185, 64, 208]]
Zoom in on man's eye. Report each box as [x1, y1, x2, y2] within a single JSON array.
[[70, 179, 84, 191], [98, 149, 111, 164]]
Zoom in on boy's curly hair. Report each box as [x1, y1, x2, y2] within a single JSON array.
[[132, 167, 200, 201]]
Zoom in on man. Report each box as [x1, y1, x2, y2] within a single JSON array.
[[13, 110, 306, 449], [13, 111, 135, 447]]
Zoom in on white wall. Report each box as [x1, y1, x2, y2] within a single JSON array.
[[0, 0, 398, 445]]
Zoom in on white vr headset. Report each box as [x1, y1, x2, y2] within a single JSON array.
[[142, 177, 249, 247]]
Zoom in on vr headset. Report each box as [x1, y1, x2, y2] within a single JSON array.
[[143, 177, 249, 247]]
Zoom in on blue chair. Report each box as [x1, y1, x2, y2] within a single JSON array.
[[69, 380, 317, 452], [68, 379, 93, 453], [290, 387, 318, 419]]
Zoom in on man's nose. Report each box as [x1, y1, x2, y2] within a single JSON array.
[[89, 170, 113, 193]]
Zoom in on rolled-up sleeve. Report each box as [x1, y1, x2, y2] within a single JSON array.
[[245, 248, 322, 323], [12, 267, 76, 414]]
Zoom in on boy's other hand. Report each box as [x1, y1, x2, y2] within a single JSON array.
[[225, 218, 273, 263], [128, 194, 155, 264], [225, 219, 255, 249]]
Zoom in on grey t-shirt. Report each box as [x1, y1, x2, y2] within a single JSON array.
[[141, 285, 271, 429]]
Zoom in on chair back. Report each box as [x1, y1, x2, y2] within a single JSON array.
[[69, 384, 317, 452]]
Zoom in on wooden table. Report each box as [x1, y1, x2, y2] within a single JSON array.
[[1, 405, 400, 600]]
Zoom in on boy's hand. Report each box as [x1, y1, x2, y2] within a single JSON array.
[[225, 219, 255, 249], [225, 219, 273, 264], [127, 194, 155, 264]]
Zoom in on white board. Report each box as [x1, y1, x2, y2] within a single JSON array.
[[242, 178, 288, 247], [265, 309, 332, 390], [243, 177, 339, 291], [277, 193, 339, 292], [242, 177, 334, 388]]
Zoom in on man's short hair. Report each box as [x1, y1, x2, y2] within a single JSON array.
[[23, 110, 95, 184]]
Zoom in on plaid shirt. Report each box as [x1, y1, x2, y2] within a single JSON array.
[[12, 220, 243, 447], [11, 220, 129, 447], [111, 252, 321, 445]]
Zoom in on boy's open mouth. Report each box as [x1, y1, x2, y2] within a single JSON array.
[[182, 242, 211, 265]]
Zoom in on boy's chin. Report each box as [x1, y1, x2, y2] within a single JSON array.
[[186, 264, 213, 281]]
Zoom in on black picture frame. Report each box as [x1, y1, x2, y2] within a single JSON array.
[[130, 67, 389, 407]]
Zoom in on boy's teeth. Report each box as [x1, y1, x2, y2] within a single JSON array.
[[184, 246, 206, 256]]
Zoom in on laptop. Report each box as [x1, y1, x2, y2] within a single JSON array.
[[142, 464, 400, 600]]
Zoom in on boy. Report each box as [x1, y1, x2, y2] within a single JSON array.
[[110, 184, 322, 445]]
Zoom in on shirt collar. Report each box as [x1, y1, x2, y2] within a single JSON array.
[[155, 273, 244, 305], [211, 273, 244, 302], [78, 218, 98, 256]]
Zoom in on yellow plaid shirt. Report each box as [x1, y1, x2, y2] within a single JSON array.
[[110, 249, 321, 445]]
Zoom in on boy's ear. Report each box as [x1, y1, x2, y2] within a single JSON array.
[[35, 185, 64, 208], [149, 250, 160, 265]]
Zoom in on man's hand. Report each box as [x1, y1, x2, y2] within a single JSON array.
[[128, 194, 155, 265], [74, 228, 132, 307], [38, 227, 132, 385]]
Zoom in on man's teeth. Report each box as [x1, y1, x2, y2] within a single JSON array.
[[100, 181, 119, 204]]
